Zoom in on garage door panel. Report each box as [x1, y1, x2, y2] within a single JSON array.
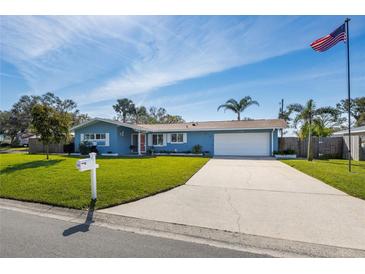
[[214, 132, 270, 156]]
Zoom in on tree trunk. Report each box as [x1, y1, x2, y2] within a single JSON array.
[[46, 144, 49, 160], [10, 135, 16, 146], [122, 113, 126, 123], [237, 112, 240, 121], [307, 119, 313, 161]]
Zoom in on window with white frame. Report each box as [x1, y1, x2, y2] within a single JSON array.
[[152, 133, 164, 146], [84, 133, 106, 141], [82, 133, 108, 146], [171, 133, 184, 143]]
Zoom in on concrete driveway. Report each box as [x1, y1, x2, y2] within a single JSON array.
[[100, 157, 365, 250]]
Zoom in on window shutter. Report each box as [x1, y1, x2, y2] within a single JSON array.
[[167, 133, 171, 143], [163, 134, 167, 146], [80, 133, 84, 142], [183, 133, 187, 143], [105, 133, 110, 146], [148, 134, 152, 146]]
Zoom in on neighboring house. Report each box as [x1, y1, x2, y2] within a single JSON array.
[[18, 133, 37, 146], [71, 118, 286, 156], [332, 126, 365, 137], [332, 126, 365, 160]]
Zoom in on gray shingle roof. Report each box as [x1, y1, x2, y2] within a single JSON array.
[[71, 118, 287, 132], [138, 119, 287, 132]]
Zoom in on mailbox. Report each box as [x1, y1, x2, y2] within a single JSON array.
[[76, 158, 99, 172], [76, 153, 99, 200]]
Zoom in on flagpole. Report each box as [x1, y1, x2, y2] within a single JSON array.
[[345, 18, 352, 172]]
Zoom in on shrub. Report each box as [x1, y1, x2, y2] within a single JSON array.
[[63, 143, 75, 154], [318, 153, 342, 160], [79, 141, 98, 155], [192, 144, 203, 154], [79, 142, 91, 155], [274, 149, 296, 155], [90, 145, 98, 154]]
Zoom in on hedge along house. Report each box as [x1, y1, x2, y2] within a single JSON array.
[[71, 118, 286, 156]]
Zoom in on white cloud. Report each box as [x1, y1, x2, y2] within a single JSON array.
[[1, 16, 365, 104]]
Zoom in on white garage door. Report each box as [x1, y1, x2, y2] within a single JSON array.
[[214, 132, 271, 156]]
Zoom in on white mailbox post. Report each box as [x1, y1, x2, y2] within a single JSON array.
[[76, 152, 99, 200]]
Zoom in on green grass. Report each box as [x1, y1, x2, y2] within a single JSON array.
[[0, 146, 28, 151], [0, 154, 209, 209], [281, 159, 365, 200]]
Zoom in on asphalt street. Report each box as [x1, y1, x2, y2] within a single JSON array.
[[0, 209, 270, 257]]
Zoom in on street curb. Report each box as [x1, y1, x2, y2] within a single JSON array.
[[1, 198, 365, 258]]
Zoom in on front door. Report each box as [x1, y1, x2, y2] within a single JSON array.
[[140, 134, 146, 153], [132, 133, 146, 153]]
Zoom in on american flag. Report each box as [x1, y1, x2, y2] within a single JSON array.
[[310, 24, 346, 52]]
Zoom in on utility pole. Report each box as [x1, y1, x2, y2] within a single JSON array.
[[280, 99, 284, 138]]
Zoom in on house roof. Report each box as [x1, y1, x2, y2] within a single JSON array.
[[70, 118, 146, 131], [138, 119, 287, 132], [332, 126, 365, 136], [71, 118, 286, 132]]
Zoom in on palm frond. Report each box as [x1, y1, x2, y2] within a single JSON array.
[[217, 103, 239, 113]]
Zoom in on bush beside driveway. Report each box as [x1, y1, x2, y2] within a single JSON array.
[[0, 154, 209, 209], [281, 159, 365, 200]]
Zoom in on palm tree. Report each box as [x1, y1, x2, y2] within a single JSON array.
[[217, 97, 259, 120], [113, 98, 134, 123], [288, 99, 339, 161]]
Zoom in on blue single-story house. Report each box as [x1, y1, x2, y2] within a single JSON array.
[[71, 118, 286, 156]]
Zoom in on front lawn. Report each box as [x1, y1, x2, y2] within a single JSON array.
[[0, 154, 209, 209], [281, 159, 365, 200], [0, 146, 28, 152]]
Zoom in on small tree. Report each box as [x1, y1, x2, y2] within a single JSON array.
[[288, 99, 338, 161], [31, 104, 72, 159]]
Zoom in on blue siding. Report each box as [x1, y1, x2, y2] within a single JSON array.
[[74, 121, 280, 156], [74, 121, 133, 155], [148, 129, 280, 155]]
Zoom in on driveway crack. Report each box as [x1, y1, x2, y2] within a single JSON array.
[[224, 188, 242, 234]]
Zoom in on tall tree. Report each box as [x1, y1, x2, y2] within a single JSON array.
[[10, 95, 41, 141], [31, 104, 72, 160], [217, 97, 259, 120], [161, 114, 185, 124], [113, 98, 134, 123], [72, 113, 90, 126], [131, 106, 149, 124], [1, 93, 84, 145], [0, 111, 18, 144], [336, 97, 365, 127], [288, 99, 338, 161], [148, 107, 185, 124]]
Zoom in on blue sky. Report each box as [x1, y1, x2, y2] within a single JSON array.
[[1, 16, 365, 122]]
